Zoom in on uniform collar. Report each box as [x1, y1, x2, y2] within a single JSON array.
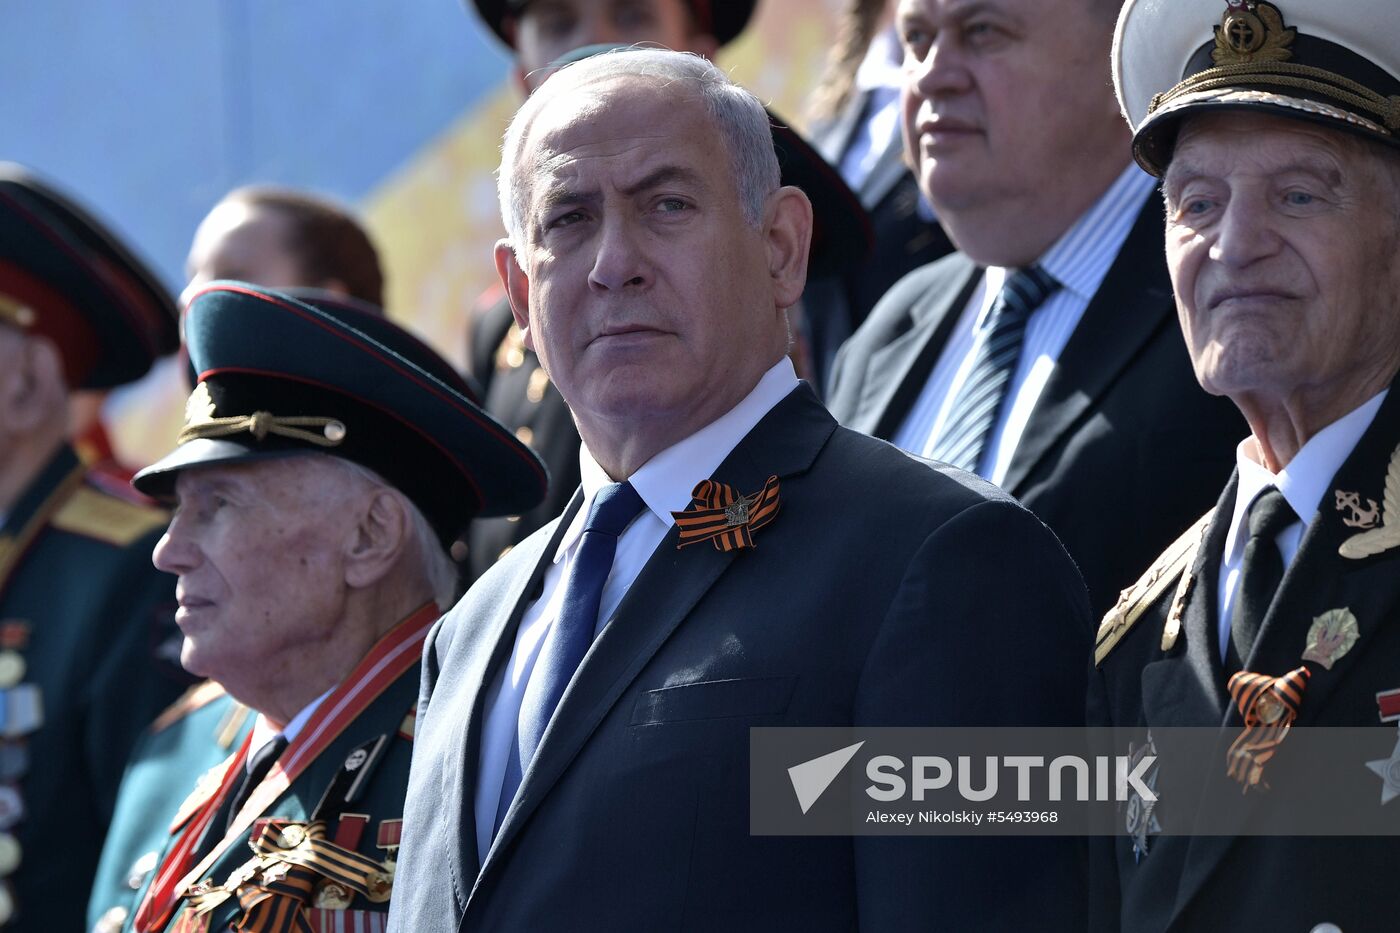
[[555, 358, 800, 563], [247, 686, 331, 770], [1224, 389, 1387, 564]]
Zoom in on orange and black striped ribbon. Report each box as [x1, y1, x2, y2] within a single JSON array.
[[178, 821, 391, 933], [671, 475, 781, 552], [1225, 666, 1310, 793]]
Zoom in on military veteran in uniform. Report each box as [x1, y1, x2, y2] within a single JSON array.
[[1091, 1, 1400, 930], [114, 283, 543, 933], [0, 164, 187, 930], [85, 289, 496, 933], [390, 49, 1092, 931]]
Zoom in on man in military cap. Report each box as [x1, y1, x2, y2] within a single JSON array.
[[118, 283, 543, 933], [85, 287, 490, 933], [463, 0, 874, 580], [1091, 1, 1400, 930], [0, 164, 187, 930]]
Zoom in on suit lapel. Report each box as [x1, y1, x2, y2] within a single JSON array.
[[859, 143, 910, 210], [1141, 475, 1237, 731], [475, 386, 837, 893], [450, 495, 580, 886], [811, 91, 866, 166], [1000, 192, 1176, 495], [1165, 385, 1400, 928], [854, 256, 980, 439], [1246, 384, 1400, 721]]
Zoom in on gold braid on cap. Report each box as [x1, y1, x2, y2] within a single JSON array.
[[1149, 61, 1400, 133], [0, 294, 35, 328], [1147, 1, 1400, 133], [179, 383, 347, 447]]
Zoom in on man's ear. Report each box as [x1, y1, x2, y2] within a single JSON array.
[[344, 488, 410, 590], [495, 239, 535, 351], [762, 186, 813, 311]]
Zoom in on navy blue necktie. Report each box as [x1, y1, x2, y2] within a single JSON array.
[[1228, 486, 1294, 670], [929, 264, 1060, 474], [494, 481, 646, 834]]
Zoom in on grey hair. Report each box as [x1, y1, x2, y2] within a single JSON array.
[[497, 48, 781, 252], [317, 456, 459, 611]]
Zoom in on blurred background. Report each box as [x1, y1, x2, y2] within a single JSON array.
[[1, 0, 840, 463]]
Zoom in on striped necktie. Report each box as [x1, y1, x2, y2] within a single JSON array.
[[929, 264, 1060, 474]]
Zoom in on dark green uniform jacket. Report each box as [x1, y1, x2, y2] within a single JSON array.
[[0, 445, 186, 931]]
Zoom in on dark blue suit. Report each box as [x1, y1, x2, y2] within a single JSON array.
[[391, 385, 1093, 931]]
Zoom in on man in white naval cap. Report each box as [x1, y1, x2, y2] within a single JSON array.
[[1091, 1, 1400, 931]]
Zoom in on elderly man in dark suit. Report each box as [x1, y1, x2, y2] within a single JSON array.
[[390, 47, 1092, 932], [1091, 1, 1400, 931], [826, 0, 1246, 620]]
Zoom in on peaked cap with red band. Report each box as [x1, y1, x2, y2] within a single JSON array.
[[471, 0, 756, 50], [132, 283, 547, 547], [0, 163, 178, 388]]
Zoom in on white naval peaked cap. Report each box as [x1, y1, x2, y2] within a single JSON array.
[[1112, 0, 1400, 175]]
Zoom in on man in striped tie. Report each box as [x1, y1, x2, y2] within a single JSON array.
[[390, 47, 1092, 932], [826, 0, 1246, 621]]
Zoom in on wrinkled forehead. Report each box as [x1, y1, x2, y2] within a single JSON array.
[[520, 76, 715, 191], [1167, 112, 1364, 182]]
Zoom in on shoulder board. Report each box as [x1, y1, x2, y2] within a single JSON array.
[[151, 680, 228, 734], [49, 484, 169, 547], [1095, 509, 1215, 667]]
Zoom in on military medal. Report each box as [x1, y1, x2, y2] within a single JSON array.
[[1377, 687, 1400, 724], [0, 684, 42, 738], [0, 786, 22, 831], [0, 833, 22, 876], [0, 653, 25, 691], [1301, 608, 1360, 670], [1123, 734, 1162, 861], [1365, 725, 1400, 805], [313, 880, 354, 910], [0, 744, 26, 784]]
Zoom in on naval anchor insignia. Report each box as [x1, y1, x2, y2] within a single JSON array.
[[1339, 443, 1400, 559]]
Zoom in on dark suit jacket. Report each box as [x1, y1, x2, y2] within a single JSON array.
[[1088, 379, 1400, 933], [826, 192, 1245, 620], [804, 90, 954, 385], [391, 384, 1093, 932]]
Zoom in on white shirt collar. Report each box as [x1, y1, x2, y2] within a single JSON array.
[[555, 358, 800, 563], [854, 26, 903, 93], [975, 164, 1154, 329], [1224, 390, 1387, 563], [248, 687, 332, 768]]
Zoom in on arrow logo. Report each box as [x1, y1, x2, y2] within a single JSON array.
[[788, 741, 865, 814]]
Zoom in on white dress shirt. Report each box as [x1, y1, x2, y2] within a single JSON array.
[[1215, 391, 1386, 658], [838, 27, 904, 192], [474, 358, 801, 861], [891, 165, 1156, 485], [246, 688, 330, 771]]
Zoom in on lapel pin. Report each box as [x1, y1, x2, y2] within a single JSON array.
[[1338, 443, 1400, 559], [672, 475, 781, 552], [1225, 667, 1309, 793], [1301, 608, 1360, 670]]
